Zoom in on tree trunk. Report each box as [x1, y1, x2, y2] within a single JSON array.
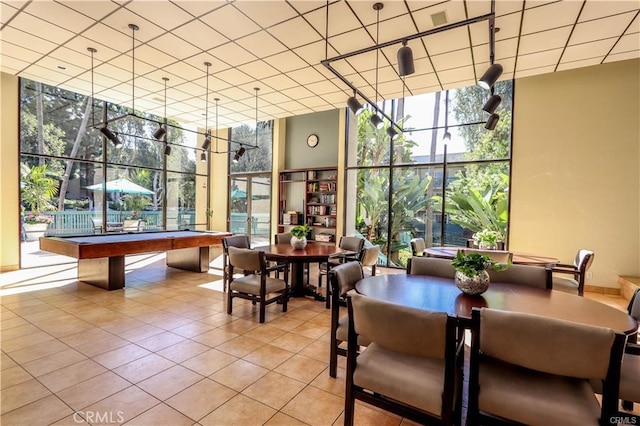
[[35, 82, 45, 165], [58, 97, 92, 211]]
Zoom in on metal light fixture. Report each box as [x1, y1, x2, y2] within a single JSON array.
[[202, 62, 212, 151], [485, 113, 499, 130], [478, 63, 503, 90], [164, 144, 171, 155], [200, 152, 207, 162], [482, 92, 501, 114], [157, 77, 170, 157], [153, 126, 166, 140], [443, 90, 451, 142], [347, 90, 364, 115], [101, 127, 122, 148], [369, 2, 384, 129], [386, 126, 399, 140], [202, 131, 211, 151], [397, 39, 415, 77], [233, 146, 246, 163]]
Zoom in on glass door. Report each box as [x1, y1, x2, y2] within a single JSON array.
[[229, 174, 271, 247]]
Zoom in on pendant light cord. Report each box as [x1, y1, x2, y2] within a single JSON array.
[[214, 97, 219, 152], [374, 5, 380, 108], [128, 24, 138, 113], [254, 87, 260, 148], [204, 62, 211, 137], [88, 47, 96, 126]]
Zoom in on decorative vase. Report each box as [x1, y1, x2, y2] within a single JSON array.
[[478, 242, 497, 250], [24, 223, 49, 241], [455, 270, 490, 295], [290, 236, 307, 250]]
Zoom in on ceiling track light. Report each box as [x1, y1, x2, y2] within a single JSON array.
[[233, 146, 246, 163], [397, 39, 415, 77], [482, 93, 502, 114], [347, 90, 364, 115], [478, 63, 503, 90], [164, 144, 172, 156], [386, 126, 399, 140], [200, 152, 207, 162], [485, 113, 500, 130], [156, 77, 169, 146], [100, 127, 122, 148], [202, 62, 212, 151], [370, 113, 384, 129], [202, 131, 211, 151]]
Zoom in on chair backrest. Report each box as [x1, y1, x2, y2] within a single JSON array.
[[462, 248, 512, 265], [574, 249, 595, 273], [628, 288, 640, 322], [227, 247, 263, 273], [350, 292, 450, 359], [339, 236, 365, 253], [360, 245, 380, 267], [407, 256, 456, 278], [488, 264, 552, 289], [222, 235, 251, 253], [122, 219, 140, 231], [275, 232, 292, 244], [473, 307, 622, 380], [330, 261, 364, 299], [410, 238, 426, 256]]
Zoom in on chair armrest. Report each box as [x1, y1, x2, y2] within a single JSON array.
[[626, 342, 640, 356], [265, 263, 288, 274], [551, 266, 578, 275]]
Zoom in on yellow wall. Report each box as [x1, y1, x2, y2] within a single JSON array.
[[209, 127, 229, 232], [511, 59, 640, 288], [0, 73, 20, 271]]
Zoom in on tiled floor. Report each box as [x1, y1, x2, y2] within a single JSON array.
[[1, 253, 637, 425]]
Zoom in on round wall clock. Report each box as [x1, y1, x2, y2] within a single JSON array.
[[307, 134, 319, 148]]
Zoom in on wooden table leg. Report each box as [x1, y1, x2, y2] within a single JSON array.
[[78, 256, 124, 290]]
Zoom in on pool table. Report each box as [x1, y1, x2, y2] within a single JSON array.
[[40, 230, 231, 290]]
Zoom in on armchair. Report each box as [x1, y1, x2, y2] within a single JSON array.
[[552, 249, 594, 296]]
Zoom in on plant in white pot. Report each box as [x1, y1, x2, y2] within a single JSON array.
[[451, 250, 508, 295], [472, 229, 504, 250], [290, 224, 311, 250]]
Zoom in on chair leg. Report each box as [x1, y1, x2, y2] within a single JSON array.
[[259, 301, 266, 323], [344, 384, 355, 426], [226, 290, 233, 315], [622, 400, 634, 411], [325, 283, 331, 310], [282, 291, 288, 313], [329, 337, 338, 378]]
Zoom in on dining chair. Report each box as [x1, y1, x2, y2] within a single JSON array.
[[273, 232, 301, 283], [552, 249, 594, 296], [487, 263, 553, 289], [222, 235, 251, 292], [319, 236, 364, 308], [468, 307, 626, 426], [360, 245, 380, 277], [226, 247, 288, 323], [345, 292, 463, 426], [410, 237, 426, 256], [407, 256, 456, 278], [462, 248, 512, 265], [328, 261, 367, 378], [591, 288, 640, 412]]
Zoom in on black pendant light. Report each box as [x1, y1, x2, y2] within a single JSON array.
[[386, 126, 399, 140], [158, 77, 170, 154], [482, 93, 502, 114], [347, 89, 364, 115], [369, 2, 384, 129], [202, 62, 212, 152], [397, 39, 415, 77], [100, 127, 122, 148], [485, 113, 499, 130], [478, 63, 503, 90]]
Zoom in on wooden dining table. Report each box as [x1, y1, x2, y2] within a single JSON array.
[[423, 246, 559, 266], [261, 243, 347, 299], [356, 274, 637, 335]]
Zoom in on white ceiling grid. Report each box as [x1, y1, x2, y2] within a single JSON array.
[[0, 0, 638, 129]]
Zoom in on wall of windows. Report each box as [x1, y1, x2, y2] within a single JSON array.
[[345, 81, 513, 268], [19, 78, 203, 266]]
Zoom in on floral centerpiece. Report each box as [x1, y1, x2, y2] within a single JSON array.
[[24, 213, 54, 225], [451, 250, 508, 295], [472, 229, 504, 250], [290, 224, 311, 249]]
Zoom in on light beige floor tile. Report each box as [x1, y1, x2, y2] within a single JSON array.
[[242, 324, 287, 344], [165, 378, 237, 421], [117, 323, 166, 343], [80, 386, 158, 424], [281, 385, 344, 426], [290, 321, 331, 340], [333, 402, 402, 426], [264, 412, 309, 425], [270, 332, 315, 353], [21, 347, 87, 377], [286, 308, 323, 322], [181, 348, 238, 376], [1, 365, 33, 389], [135, 330, 186, 352], [54, 371, 131, 411], [0, 316, 30, 330], [6, 339, 71, 364], [210, 359, 269, 392], [2, 329, 55, 352], [125, 402, 195, 426], [112, 353, 175, 383], [274, 354, 328, 384], [156, 339, 210, 363], [242, 371, 306, 410], [37, 316, 95, 338], [199, 393, 277, 426], [242, 343, 295, 370], [191, 328, 239, 347], [298, 339, 331, 363], [1, 378, 52, 414], [1, 352, 18, 370], [92, 343, 152, 370], [137, 365, 204, 400], [215, 335, 266, 358], [309, 367, 346, 397], [38, 358, 109, 393], [267, 315, 304, 331], [218, 318, 262, 335], [0, 394, 73, 425], [170, 321, 215, 338]]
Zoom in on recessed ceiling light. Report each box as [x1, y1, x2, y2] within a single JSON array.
[[57, 65, 66, 70], [431, 11, 448, 27]]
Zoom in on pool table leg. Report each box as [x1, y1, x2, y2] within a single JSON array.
[[78, 256, 125, 290], [166, 246, 210, 273]]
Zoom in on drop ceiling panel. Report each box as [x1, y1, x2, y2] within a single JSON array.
[[199, 5, 261, 41], [562, 39, 617, 63], [236, 61, 280, 80], [147, 33, 202, 60], [517, 49, 563, 70], [100, 9, 166, 43], [604, 50, 640, 63], [8, 12, 75, 45], [611, 33, 640, 54], [182, 52, 229, 75], [233, 1, 299, 28], [263, 50, 309, 73], [286, 66, 328, 85], [1, 3, 19, 24], [134, 45, 178, 69], [330, 28, 375, 56], [236, 31, 288, 58], [64, 36, 122, 63], [260, 74, 299, 92], [0, 40, 43, 64], [56, 0, 121, 21], [423, 27, 472, 56], [83, 23, 135, 53], [431, 49, 474, 71], [172, 20, 229, 51], [293, 41, 338, 65], [108, 54, 156, 77], [209, 42, 257, 67], [304, 1, 360, 37], [305, 79, 343, 95], [215, 68, 254, 86], [556, 57, 603, 72], [268, 17, 323, 49], [24, 1, 95, 33], [570, 12, 639, 44], [518, 27, 573, 55], [371, 14, 418, 44], [412, 2, 469, 32], [580, 1, 640, 22], [438, 67, 477, 85], [521, 1, 582, 34], [35, 55, 86, 78], [124, 1, 195, 32], [515, 64, 555, 78], [93, 62, 131, 82]]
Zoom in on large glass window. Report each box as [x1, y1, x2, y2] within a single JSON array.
[[19, 78, 202, 267], [346, 81, 513, 268]]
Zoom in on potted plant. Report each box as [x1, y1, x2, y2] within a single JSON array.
[[290, 224, 311, 250], [21, 164, 59, 241], [472, 229, 504, 250], [451, 250, 508, 295]]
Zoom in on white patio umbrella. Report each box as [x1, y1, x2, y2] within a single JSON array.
[[86, 178, 153, 221]]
